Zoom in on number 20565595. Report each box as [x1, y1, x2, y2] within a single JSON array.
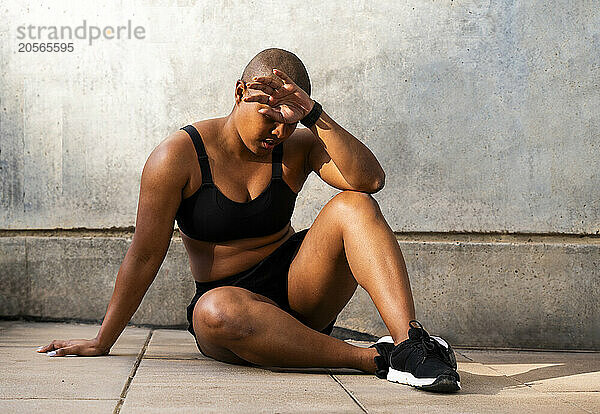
[[18, 42, 74, 52]]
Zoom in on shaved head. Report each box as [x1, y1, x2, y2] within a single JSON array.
[[241, 48, 311, 96]]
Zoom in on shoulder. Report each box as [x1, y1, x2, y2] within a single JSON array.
[[149, 118, 222, 167], [149, 129, 191, 168], [146, 118, 222, 184], [141, 128, 195, 189]]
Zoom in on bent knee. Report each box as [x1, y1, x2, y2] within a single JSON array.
[[326, 190, 382, 219], [193, 287, 255, 340]]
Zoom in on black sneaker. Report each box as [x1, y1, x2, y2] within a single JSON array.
[[387, 320, 461, 392], [369, 335, 394, 379]]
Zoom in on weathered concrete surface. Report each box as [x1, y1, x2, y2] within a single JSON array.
[[1, 1, 598, 235], [402, 239, 600, 350], [460, 349, 600, 393], [2, 235, 598, 350], [335, 238, 600, 350], [0, 236, 193, 326], [124, 328, 362, 413], [334, 365, 591, 414], [2, 0, 599, 361], [2, 322, 598, 413], [0, 321, 149, 412], [0, 238, 27, 316], [123, 361, 361, 413]]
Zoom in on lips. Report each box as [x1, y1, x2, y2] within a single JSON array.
[[261, 137, 278, 149], [261, 140, 276, 150]]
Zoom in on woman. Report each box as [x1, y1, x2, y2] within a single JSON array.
[[37, 48, 460, 392]]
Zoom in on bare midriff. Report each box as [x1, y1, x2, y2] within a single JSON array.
[[175, 117, 307, 283], [179, 222, 296, 282]]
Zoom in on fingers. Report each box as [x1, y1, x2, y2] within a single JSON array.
[[247, 84, 293, 105], [36, 339, 68, 353], [243, 94, 273, 105], [272, 68, 293, 84], [35, 340, 76, 357], [257, 107, 284, 123], [36, 338, 106, 357], [251, 75, 283, 90], [50, 344, 80, 357], [246, 82, 276, 96]]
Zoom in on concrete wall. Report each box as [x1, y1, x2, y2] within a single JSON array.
[[1, 1, 599, 348]]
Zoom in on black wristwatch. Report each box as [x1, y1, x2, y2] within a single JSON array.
[[300, 100, 323, 128]]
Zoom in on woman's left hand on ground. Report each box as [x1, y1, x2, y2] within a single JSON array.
[[244, 68, 314, 124], [36, 338, 110, 357]]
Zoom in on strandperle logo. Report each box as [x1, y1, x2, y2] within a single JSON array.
[[17, 20, 146, 46]]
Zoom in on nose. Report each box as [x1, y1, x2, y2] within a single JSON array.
[[272, 122, 286, 139], [272, 121, 297, 139]]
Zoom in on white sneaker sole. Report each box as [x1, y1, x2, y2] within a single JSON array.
[[387, 367, 461, 392]]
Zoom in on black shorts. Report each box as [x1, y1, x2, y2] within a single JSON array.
[[186, 229, 337, 352]]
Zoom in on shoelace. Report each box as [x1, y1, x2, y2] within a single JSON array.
[[409, 320, 450, 366], [418, 335, 436, 364]]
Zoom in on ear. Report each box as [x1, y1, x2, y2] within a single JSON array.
[[235, 80, 246, 105]]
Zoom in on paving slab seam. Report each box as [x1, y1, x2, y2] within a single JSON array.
[[455, 350, 474, 361], [142, 357, 203, 361], [0, 398, 117, 401], [112, 329, 153, 414], [480, 363, 539, 389], [329, 371, 369, 414]]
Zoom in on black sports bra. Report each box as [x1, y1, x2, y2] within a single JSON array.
[[175, 125, 298, 243]]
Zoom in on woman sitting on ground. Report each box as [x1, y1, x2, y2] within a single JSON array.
[[38, 48, 460, 393]]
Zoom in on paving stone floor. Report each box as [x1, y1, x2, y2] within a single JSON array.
[[1, 321, 598, 413]]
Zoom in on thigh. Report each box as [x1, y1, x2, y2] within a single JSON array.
[[287, 197, 358, 331]]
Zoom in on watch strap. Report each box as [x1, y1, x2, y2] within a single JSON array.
[[300, 100, 322, 128]]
